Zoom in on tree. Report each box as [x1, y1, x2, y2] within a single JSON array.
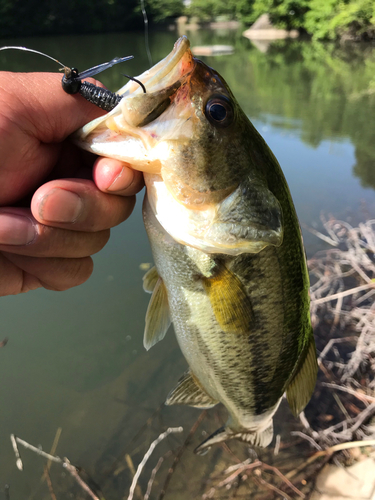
[[250, 0, 310, 29], [305, 0, 375, 40]]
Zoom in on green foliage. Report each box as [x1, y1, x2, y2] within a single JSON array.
[[0, 0, 374, 39], [142, 0, 184, 22], [187, 0, 254, 22], [250, 0, 309, 29], [186, 0, 375, 40], [305, 0, 375, 40], [0, 0, 184, 38]]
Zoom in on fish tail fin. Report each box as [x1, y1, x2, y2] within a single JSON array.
[[194, 422, 273, 455]]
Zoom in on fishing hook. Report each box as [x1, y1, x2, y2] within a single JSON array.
[[122, 74, 147, 94]]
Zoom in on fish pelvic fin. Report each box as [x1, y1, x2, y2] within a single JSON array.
[[201, 265, 253, 335], [142, 266, 159, 293], [194, 422, 273, 455], [286, 335, 318, 416], [144, 277, 171, 351], [165, 370, 219, 409]]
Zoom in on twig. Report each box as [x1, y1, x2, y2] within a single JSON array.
[[41, 427, 62, 482], [219, 463, 259, 488], [10, 435, 103, 500], [260, 463, 305, 498], [223, 458, 253, 475], [63, 459, 101, 500], [144, 455, 166, 500], [43, 465, 57, 500], [301, 224, 338, 247], [322, 383, 375, 403], [290, 432, 321, 451], [204, 461, 261, 499], [254, 476, 293, 500], [125, 454, 143, 500], [332, 392, 350, 420], [127, 427, 183, 500], [286, 439, 375, 479], [10, 434, 23, 471], [318, 337, 358, 366], [312, 283, 375, 305], [158, 412, 206, 500], [274, 434, 281, 456]]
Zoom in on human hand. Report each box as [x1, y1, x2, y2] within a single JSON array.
[[0, 72, 143, 296]]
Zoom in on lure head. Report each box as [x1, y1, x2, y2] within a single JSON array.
[[61, 67, 81, 94]]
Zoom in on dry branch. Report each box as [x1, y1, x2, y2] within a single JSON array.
[[127, 426, 183, 500], [10, 435, 102, 500]]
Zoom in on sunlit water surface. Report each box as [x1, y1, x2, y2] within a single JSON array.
[[0, 28, 374, 498]]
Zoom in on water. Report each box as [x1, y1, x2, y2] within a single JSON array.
[[0, 29, 374, 498]]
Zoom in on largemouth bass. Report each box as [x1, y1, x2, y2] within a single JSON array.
[[77, 37, 317, 453]]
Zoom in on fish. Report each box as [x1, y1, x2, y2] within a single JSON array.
[[76, 36, 318, 453]]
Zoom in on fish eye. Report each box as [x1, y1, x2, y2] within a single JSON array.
[[205, 95, 234, 127]]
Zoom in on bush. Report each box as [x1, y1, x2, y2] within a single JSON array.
[[250, 0, 309, 29], [305, 0, 375, 40], [187, 0, 254, 22]]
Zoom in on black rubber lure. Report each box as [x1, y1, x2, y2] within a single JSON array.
[[0, 46, 146, 112], [61, 56, 136, 112]]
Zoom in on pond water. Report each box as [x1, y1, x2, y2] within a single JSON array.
[[0, 28, 374, 499]]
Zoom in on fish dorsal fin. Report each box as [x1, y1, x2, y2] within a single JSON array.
[[165, 370, 219, 409], [143, 266, 159, 293], [202, 265, 253, 335], [144, 278, 171, 351], [286, 336, 318, 416]]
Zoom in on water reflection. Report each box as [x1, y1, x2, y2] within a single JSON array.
[[0, 29, 374, 499], [202, 38, 375, 191]]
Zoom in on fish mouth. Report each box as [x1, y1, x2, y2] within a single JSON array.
[[119, 36, 193, 97], [77, 36, 196, 174]]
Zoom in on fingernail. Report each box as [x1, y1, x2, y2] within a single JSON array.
[[39, 189, 83, 223], [107, 167, 134, 192], [0, 214, 36, 245]]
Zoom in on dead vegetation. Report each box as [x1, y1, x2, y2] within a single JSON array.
[[8, 217, 375, 500], [304, 217, 375, 450]]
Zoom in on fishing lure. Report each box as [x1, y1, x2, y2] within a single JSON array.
[[0, 46, 146, 111]]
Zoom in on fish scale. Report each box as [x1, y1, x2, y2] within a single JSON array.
[[77, 36, 318, 452]]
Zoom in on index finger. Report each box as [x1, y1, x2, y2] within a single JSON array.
[[0, 72, 106, 142]]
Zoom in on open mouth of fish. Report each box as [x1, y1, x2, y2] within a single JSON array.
[[77, 37, 196, 175]]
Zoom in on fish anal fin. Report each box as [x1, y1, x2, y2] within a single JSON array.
[[286, 336, 318, 416], [144, 278, 171, 351], [143, 266, 159, 293], [166, 371, 218, 409], [202, 265, 253, 335], [194, 422, 273, 455]]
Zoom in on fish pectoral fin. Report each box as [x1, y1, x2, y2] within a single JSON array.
[[194, 423, 273, 454], [202, 265, 253, 335], [165, 371, 219, 409], [144, 278, 171, 351], [286, 336, 318, 416], [143, 266, 159, 293]]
